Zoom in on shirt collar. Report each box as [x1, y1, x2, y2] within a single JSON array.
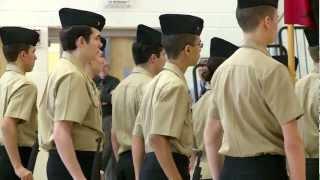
[[132, 66, 153, 78], [242, 39, 269, 56], [5, 64, 24, 75], [163, 62, 187, 84], [61, 51, 92, 83], [61, 51, 86, 73]]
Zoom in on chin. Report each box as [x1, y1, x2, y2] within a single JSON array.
[[29, 65, 36, 72]]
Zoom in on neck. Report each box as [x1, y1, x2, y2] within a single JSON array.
[[140, 63, 157, 77], [243, 32, 269, 49], [168, 57, 189, 73], [14, 60, 26, 74], [66, 50, 87, 69]]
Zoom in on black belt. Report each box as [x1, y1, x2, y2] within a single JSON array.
[[306, 158, 319, 163], [145, 152, 189, 165], [119, 150, 132, 158], [49, 149, 95, 157], [225, 154, 285, 160]]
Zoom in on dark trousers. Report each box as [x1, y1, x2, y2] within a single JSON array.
[[47, 150, 96, 180], [306, 158, 319, 180], [220, 155, 289, 180], [140, 152, 190, 180], [0, 146, 31, 180], [116, 150, 135, 180], [101, 115, 117, 180]]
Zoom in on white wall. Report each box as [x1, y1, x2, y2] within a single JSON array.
[[2, 0, 301, 58], [1, 0, 314, 79], [0, 0, 262, 57]]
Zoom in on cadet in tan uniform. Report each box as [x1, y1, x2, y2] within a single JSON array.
[[111, 24, 165, 180], [204, 1, 305, 180], [295, 27, 319, 180], [38, 8, 105, 180], [0, 27, 39, 180], [192, 37, 238, 180], [133, 14, 203, 180]]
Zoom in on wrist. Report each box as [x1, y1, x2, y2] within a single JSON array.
[[72, 172, 86, 180], [169, 172, 181, 180], [12, 162, 23, 170]]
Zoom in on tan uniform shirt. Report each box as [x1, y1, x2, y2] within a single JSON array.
[[295, 71, 320, 158], [112, 66, 153, 155], [208, 47, 303, 157], [0, 64, 37, 147], [192, 90, 213, 179], [134, 62, 193, 156], [38, 52, 103, 151]]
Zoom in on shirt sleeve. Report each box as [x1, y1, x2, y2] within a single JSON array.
[[132, 85, 148, 137], [5, 83, 37, 122], [54, 73, 91, 124], [133, 110, 143, 137], [150, 84, 190, 139], [208, 75, 220, 121], [262, 65, 304, 125], [207, 91, 220, 121], [311, 78, 320, 124]]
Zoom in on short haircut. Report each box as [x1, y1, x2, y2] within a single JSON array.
[[202, 56, 226, 82], [59, 25, 92, 51], [236, 6, 276, 32], [131, 42, 163, 65], [2, 44, 31, 62], [162, 34, 198, 59]]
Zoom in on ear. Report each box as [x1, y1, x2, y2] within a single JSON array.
[[75, 36, 87, 48], [263, 16, 273, 30], [18, 50, 28, 61], [148, 54, 157, 64], [184, 44, 192, 55]]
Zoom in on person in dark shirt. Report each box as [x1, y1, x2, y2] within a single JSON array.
[[94, 61, 120, 118]]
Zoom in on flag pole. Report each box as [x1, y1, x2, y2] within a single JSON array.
[[287, 24, 296, 82]]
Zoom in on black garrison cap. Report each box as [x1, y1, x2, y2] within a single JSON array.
[[237, 0, 278, 9], [136, 24, 162, 46], [210, 37, 239, 58], [0, 27, 39, 46], [59, 8, 105, 31], [159, 14, 204, 36]]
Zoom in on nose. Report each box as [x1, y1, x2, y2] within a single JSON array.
[[99, 41, 102, 48], [98, 50, 103, 56]]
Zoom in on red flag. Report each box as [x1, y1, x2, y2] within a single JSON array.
[[284, 0, 315, 27]]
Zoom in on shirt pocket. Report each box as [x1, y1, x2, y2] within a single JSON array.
[[85, 81, 103, 123], [86, 81, 101, 108]]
